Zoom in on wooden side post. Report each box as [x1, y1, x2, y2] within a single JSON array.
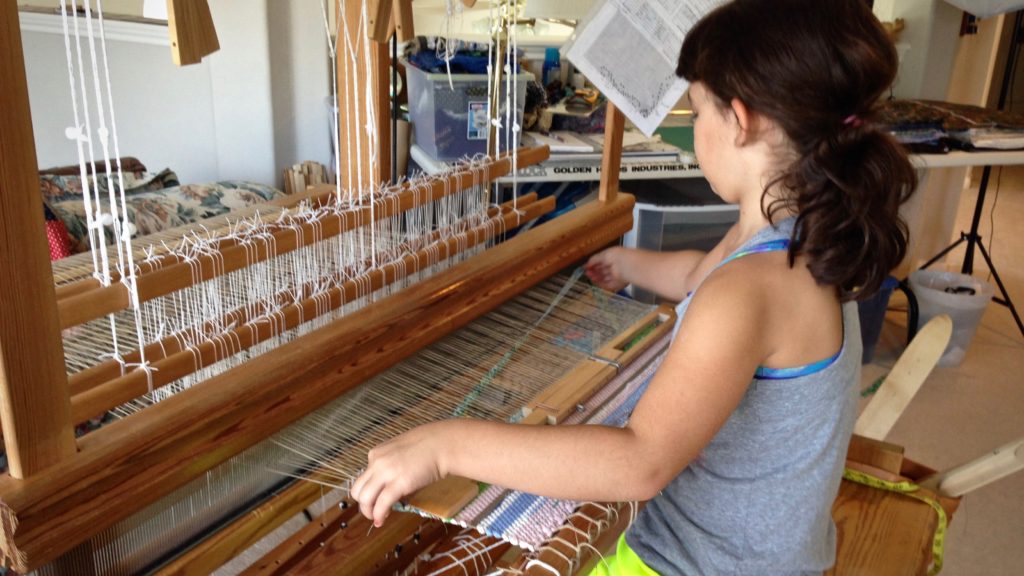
[[336, 0, 392, 191], [599, 102, 625, 203], [0, 2, 77, 478], [367, 0, 393, 43], [166, 0, 220, 66], [392, 0, 415, 42]]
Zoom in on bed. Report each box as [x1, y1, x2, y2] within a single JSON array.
[[39, 157, 285, 259]]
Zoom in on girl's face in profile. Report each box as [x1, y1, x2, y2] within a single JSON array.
[[689, 82, 740, 203]]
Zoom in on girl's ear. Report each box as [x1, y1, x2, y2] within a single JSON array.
[[730, 97, 755, 146]]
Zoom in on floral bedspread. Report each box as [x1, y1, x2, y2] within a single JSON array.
[[42, 170, 284, 254]]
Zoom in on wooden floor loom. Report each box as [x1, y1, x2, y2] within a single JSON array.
[[0, 1, 654, 573], [7, 2, 1021, 574]]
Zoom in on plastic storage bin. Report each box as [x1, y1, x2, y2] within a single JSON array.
[[620, 178, 739, 304], [405, 61, 532, 161], [908, 270, 994, 367]]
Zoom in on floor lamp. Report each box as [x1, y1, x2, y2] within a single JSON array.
[[919, 9, 1024, 338]]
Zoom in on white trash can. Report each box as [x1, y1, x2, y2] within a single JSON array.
[[909, 270, 994, 367]]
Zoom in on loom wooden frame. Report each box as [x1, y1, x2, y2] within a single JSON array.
[[234, 307, 674, 575], [0, 1, 628, 571]]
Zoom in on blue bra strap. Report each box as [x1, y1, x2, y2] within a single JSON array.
[[755, 352, 841, 380], [717, 239, 790, 269]]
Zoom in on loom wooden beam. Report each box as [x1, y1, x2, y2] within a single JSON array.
[[0, 193, 636, 572], [367, 0, 394, 43], [599, 102, 625, 203], [0, 1, 77, 479], [245, 507, 444, 575], [238, 501, 360, 575], [376, 25, 393, 182], [336, 0, 392, 189], [529, 306, 673, 424], [56, 146, 549, 329], [70, 196, 553, 425], [393, 0, 415, 41], [415, 531, 511, 575], [512, 502, 634, 576], [166, 0, 220, 66], [157, 481, 337, 575]]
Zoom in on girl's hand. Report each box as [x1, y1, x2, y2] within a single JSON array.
[[350, 423, 448, 527], [585, 247, 630, 292]]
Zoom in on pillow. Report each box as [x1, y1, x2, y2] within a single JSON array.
[[40, 169, 180, 204], [39, 157, 147, 176]]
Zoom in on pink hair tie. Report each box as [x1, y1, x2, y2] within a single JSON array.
[[843, 114, 864, 128]]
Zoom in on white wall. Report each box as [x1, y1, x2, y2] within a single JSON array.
[[877, 0, 964, 99], [206, 0, 276, 183], [21, 13, 220, 184], [267, 0, 332, 177], [20, 1, 331, 187]]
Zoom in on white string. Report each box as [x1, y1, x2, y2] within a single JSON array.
[[58, 0, 100, 278], [320, 0, 343, 202], [339, 2, 365, 196], [523, 559, 560, 576], [509, 0, 520, 210], [504, 1, 511, 167], [485, 1, 495, 158], [95, 0, 150, 372], [61, 0, 131, 368], [82, 0, 125, 272], [67, 0, 114, 286]]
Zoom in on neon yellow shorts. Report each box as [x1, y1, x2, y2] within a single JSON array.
[[586, 534, 660, 576]]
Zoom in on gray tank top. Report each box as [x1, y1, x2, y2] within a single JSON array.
[[626, 218, 860, 575]]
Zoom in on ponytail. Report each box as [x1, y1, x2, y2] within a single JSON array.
[[769, 122, 917, 300]]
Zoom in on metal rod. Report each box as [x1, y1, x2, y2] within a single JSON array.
[[392, 32, 399, 183]]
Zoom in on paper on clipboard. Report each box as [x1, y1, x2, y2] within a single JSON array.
[[564, 0, 724, 136]]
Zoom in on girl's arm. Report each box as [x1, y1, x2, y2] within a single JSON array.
[[585, 247, 707, 301], [351, 266, 770, 527]]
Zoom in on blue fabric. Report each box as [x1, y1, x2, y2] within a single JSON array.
[[408, 51, 519, 75]]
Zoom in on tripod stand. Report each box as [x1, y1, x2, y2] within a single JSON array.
[[918, 11, 1024, 339]]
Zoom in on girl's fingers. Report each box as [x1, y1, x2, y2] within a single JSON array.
[[372, 487, 399, 527], [356, 476, 386, 522], [350, 470, 368, 500]]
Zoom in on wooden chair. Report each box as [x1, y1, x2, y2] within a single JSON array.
[[832, 315, 1024, 575]]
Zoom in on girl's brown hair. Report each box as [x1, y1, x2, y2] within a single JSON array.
[[678, 0, 916, 300]]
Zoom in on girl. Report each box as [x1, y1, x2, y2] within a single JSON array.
[[352, 0, 917, 573]]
